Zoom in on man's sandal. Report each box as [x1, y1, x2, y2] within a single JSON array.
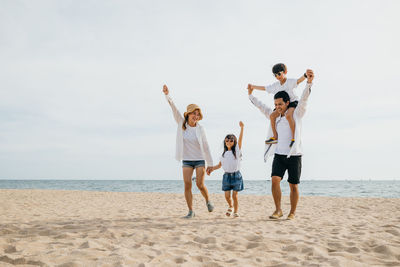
[[269, 211, 283, 219]]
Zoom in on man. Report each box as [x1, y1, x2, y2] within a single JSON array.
[[248, 70, 314, 220]]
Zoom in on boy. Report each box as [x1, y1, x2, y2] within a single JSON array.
[[248, 63, 310, 147]]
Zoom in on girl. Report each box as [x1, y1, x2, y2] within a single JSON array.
[[208, 121, 244, 217], [162, 85, 214, 219]]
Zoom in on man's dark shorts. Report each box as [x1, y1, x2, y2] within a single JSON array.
[[271, 154, 302, 184]]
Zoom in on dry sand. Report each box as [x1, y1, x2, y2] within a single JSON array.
[[0, 189, 399, 266]]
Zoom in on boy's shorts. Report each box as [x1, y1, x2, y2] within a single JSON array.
[[222, 171, 244, 191], [288, 100, 298, 108]]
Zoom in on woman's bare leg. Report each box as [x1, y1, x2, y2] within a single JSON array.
[[195, 167, 210, 202], [182, 167, 194, 210]]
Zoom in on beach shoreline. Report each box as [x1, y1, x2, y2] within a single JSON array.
[[1, 189, 399, 266]]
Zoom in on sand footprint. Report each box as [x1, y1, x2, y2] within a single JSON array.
[[194, 236, 217, 244], [246, 242, 260, 249]]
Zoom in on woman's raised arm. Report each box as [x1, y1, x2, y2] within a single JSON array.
[[163, 84, 184, 124]]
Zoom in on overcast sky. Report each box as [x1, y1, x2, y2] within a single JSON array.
[[1, 0, 399, 180]]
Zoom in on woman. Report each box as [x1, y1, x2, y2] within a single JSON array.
[[163, 84, 214, 219]]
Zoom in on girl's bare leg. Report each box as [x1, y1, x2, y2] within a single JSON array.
[[232, 191, 239, 213]]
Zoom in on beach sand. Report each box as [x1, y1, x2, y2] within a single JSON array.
[[0, 189, 399, 267]]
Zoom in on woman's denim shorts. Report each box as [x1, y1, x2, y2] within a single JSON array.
[[222, 171, 244, 192], [182, 160, 206, 169]]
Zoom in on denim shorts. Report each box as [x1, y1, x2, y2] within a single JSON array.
[[222, 171, 244, 192], [182, 160, 206, 169]]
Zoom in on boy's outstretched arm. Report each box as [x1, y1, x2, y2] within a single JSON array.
[[238, 121, 244, 149], [248, 83, 266, 91], [297, 69, 312, 85]]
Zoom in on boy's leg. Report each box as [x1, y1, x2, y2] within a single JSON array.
[[286, 107, 296, 145], [266, 110, 279, 144], [232, 191, 239, 213]]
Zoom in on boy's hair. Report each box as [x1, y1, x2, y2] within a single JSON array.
[[272, 63, 287, 74], [274, 91, 290, 103]]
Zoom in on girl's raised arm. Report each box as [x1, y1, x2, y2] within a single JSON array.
[[238, 121, 244, 149]]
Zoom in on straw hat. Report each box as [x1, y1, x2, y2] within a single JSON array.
[[184, 104, 203, 120]]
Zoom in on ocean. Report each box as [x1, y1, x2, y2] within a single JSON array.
[[0, 180, 399, 198]]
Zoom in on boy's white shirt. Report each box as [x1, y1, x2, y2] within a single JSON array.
[[249, 83, 313, 162], [266, 78, 299, 102], [165, 94, 214, 166]]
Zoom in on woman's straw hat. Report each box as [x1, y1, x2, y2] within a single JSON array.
[[184, 104, 203, 120]]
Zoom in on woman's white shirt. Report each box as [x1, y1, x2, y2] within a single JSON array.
[[165, 94, 214, 166], [220, 146, 241, 173], [183, 125, 204, 160]]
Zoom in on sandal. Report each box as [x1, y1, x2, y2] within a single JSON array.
[[226, 207, 233, 217], [269, 211, 283, 219], [233, 212, 239, 218]]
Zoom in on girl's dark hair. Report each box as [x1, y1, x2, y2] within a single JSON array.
[[182, 114, 189, 130], [272, 63, 287, 74], [222, 134, 238, 159]]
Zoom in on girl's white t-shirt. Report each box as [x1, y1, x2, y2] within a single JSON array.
[[182, 125, 204, 160], [220, 146, 242, 173]]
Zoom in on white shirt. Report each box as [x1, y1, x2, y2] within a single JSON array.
[[249, 83, 313, 161], [220, 146, 242, 173], [165, 95, 213, 166], [183, 125, 204, 160], [266, 78, 299, 102], [275, 115, 301, 156]]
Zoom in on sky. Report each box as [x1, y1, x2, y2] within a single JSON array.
[[1, 0, 399, 180]]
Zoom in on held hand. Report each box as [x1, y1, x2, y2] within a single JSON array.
[[239, 121, 244, 128], [162, 84, 169, 95], [306, 70, 314, 83], [247, 84, 254, 95], [206, 167, 213, 176]]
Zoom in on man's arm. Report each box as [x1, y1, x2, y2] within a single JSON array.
[[248, 84, 266, 91], [295, 70, 314, 118], [248, 86, 273, 119]]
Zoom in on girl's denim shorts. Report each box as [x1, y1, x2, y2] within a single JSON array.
[[222, 171, 244, 192], [182, 160, 206, 169]]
